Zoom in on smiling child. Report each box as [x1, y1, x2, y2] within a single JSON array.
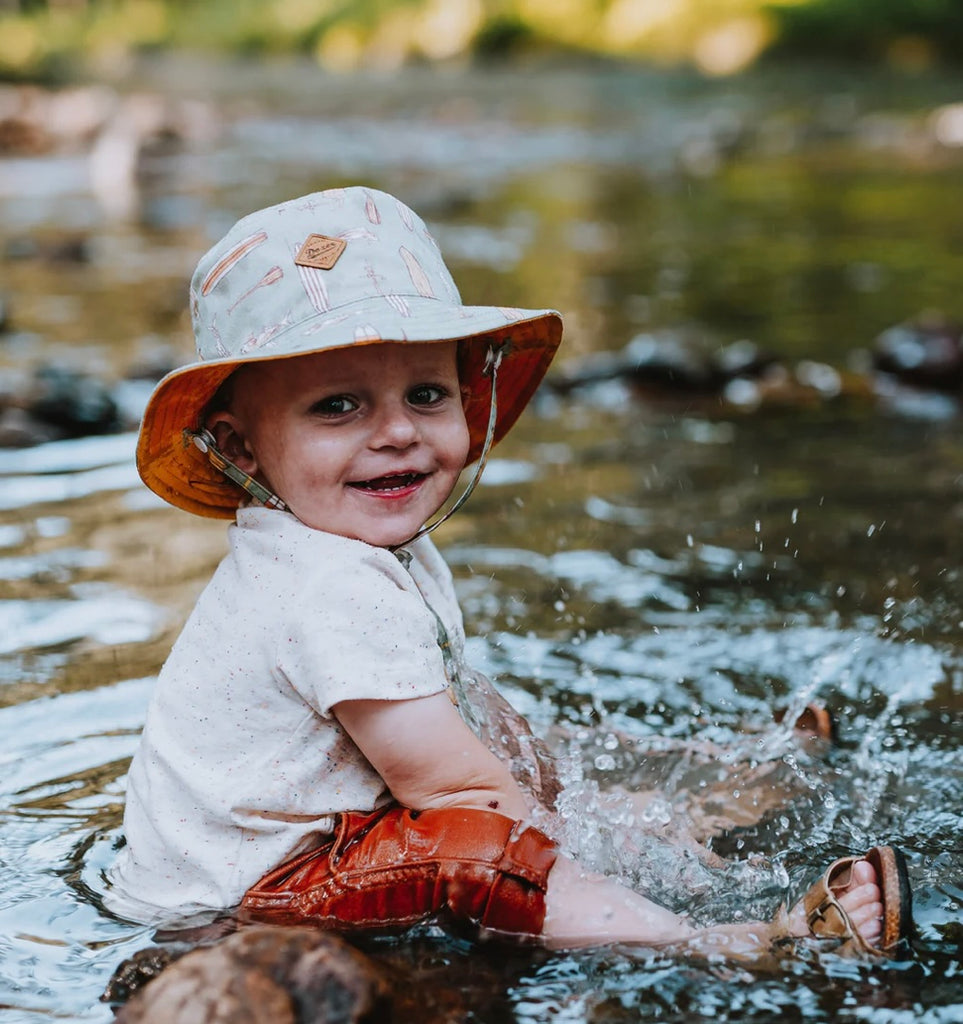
[[106, 186, 912, 960]]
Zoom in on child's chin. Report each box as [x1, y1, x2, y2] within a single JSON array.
[[328, 523, 418, 549], [365, 529, 418, 549]]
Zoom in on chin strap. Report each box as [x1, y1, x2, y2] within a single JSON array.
[[184, 428, 290, 511], [185, 341, 506, 542], [390, 341, 504, 551]]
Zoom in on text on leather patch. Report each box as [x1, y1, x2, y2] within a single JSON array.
[[294, 234, 346, 270]]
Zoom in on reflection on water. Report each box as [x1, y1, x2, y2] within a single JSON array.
[[0, 60, 961, 1022]]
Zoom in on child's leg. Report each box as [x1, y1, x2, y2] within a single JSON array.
[[542, 849, 891, 957], [541, 854, 698, 948], [241, 803, 903, 961], [561, 703, 834, 846]]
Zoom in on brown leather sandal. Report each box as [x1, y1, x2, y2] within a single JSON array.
[[774, 702, 836, 744], [802, 845, 913, 958], [791, 703, 835, 743]]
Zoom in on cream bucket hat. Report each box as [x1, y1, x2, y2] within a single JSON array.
[[136, 187, 563, 518]]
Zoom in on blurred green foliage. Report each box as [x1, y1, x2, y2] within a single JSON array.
[[0, 0, 961, 81], [769, 0, 963, 65]]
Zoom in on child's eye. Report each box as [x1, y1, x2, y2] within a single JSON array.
[[407, 384, 447, 406], [311, 395, 359, 416]]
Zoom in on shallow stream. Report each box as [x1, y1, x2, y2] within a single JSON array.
[[0, 59, 961, 1022]]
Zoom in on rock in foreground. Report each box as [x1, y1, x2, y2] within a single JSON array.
[[108, 926, 391, 1024]]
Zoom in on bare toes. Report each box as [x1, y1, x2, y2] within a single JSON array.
[[850, 859, 876, 886], [844, 899, 883, 941], [792, 854, 891, 948], [837, 863, 883, 945], [839, 879, 880, 909]]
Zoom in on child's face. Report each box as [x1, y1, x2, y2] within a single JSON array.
[[217, 341, 470, 547]]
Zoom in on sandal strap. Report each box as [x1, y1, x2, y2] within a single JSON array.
[[802, 854, 873, 953], [805, 893, 856, 938]]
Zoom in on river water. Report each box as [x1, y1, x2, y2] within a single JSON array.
[[0, 58, 961, 1021]]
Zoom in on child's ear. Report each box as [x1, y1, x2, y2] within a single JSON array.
[[206, 412, 259, 475]]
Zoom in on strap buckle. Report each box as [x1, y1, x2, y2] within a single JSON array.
[[183, 428, 288, 511]]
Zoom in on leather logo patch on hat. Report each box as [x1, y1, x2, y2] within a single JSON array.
[[294, 234, 346, 270]]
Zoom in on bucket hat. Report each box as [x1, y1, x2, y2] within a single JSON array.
[[136, 187, 563, 519]]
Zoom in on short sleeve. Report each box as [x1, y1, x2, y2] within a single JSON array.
[[275, 549, 450, 716]]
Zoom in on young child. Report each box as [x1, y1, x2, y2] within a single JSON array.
[[107, 186, 912, 960]]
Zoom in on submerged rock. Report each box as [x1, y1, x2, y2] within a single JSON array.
[[106, 926, 391, 1024], [873, 316, 963, 392]]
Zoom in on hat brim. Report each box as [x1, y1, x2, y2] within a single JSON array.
[[137, 305, 562, 519]]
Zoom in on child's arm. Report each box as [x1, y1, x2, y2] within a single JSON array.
[[333, 691, 531, 819]]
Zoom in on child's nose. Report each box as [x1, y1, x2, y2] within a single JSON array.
[[370, 404, 419, 448]]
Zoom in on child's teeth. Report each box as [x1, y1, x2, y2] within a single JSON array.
[[361, 473, 417, 490]]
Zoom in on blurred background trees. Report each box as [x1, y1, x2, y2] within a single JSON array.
[[2, 0, 963, 83]]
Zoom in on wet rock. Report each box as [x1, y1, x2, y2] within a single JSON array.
[[0, 356, 173, 448], [0, 83, 215, 157], [0, 83, 219, 222], [87, 91, 219, 222], [106, 926, 391, 1024], [873, 316, 963, 391], [713, 337, 777, 380], [27, 365, 120, 437], [546, 332, 891, 418], [0, 363, 124, 447], [0, 406, 63, 447], [0, 87, 54, 155], [0, 84, 115, 154], [549, 332, 779, 397], [102, 944, 190, 1006], [616, 332, 722, 393], [0, 112, 51, 155], [4, 233, 92, 264]]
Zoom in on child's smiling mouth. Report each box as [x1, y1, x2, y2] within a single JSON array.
[[349, 472, 427, 494]]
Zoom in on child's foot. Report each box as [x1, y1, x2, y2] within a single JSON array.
[[789, 845, 913, 958], [789, 857, 882, 944]]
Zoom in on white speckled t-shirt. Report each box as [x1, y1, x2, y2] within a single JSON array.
[[106, 507, 459, 925]]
